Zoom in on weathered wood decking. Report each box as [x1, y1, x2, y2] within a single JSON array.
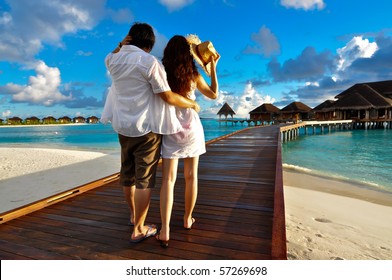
[[0, 125, 286, 260]]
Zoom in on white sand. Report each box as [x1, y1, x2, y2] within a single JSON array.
[[284, 169, 392, 260], [1, 147, 391, 260], [0, 147, 120, 213]]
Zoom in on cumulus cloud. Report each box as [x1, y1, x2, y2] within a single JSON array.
[[337, 36, 378, 71], [9, 61, 72, 106], [267, 47, 334, 82], [1, 60, 104, 108], [272, 35, 392, 108], [159, 0, 195, 11], [235, 82, 276, 117], [0, 0, 106, 63], [331, 35, 392, 84], [2, 110, 12, 118], [280, 0, 326, 10], [212, 83, 276, 118], [243, 26, 280, 57]]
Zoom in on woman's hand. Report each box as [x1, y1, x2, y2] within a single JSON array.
[[210, 53, 220, 69]]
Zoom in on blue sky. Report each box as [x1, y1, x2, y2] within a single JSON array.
[[1, 0, 392, 119]]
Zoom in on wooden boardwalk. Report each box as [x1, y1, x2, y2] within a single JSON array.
[[0, 125, 286, 260]]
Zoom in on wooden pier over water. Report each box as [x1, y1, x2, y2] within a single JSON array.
[[0, 125, 287, 260], [280, 120, 354, 142]]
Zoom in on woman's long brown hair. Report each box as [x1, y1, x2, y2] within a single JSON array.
[[162, 35, 199, 97]]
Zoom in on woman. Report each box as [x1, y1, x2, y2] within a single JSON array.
[[156, 35, 219, 247]]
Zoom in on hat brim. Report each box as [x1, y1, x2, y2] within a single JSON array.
[[189, 41, 218, 77]]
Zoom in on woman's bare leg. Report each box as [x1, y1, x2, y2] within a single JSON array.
[[183, 156, 199, 229], [159, 158, 179, 241]]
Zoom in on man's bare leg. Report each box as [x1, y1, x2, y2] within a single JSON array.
[[123, 186, 135, 225], [131, 188, 156, 240]]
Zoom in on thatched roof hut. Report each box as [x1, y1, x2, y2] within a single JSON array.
[[73, 116, 86, 123], [7, 117, 23, 125], [87, 116, 99, 124], [58, 116, 72, 124], [42, 116, 57, 124], [25, 116, 41, 124], [335, 80, 392, 100], [280, 102, 312, 121], [249, 103, 280, 114], [280, 101, 312, 113], [312, 100, 335, 121], [217, 102, 236, 119], [312, 100, 334, 112], [330, 84, 392, 110], [249, 103, 280, 121], [327, 80, 392, 121]]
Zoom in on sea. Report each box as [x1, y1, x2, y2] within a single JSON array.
[[1, 119, 391, 192]]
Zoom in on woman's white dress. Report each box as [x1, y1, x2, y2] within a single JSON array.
[[161, 86, 206, 159]]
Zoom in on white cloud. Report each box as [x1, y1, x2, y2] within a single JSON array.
[[0, 0, 106, 63], [10, 61, 72, 106], [2, 110, 11, 118], [76, 50, 93, 56], [214, 83, 276, 119], [280, 0, 326, 10], [159, 0, 195, 11], [0, 12, 12, 25], [235, 82, 276, 118], [107, 8, 134, 24], [244, 25, 280, 57], [337, 36, 379, 71]]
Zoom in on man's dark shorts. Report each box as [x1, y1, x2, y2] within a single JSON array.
[[118, 132, 162, 189]]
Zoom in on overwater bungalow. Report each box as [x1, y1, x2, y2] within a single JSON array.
[[217, 102, 236, 121], [326, 81, 392, 122], [312, 100, 335, 121], [280, 101, 312, 122], [249, 103, 280, 123]]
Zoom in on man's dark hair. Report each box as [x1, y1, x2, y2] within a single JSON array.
[[128, 22, 155, 51]]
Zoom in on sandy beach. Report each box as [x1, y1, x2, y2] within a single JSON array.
[[0, 147, 120, 213], [284, 169, 392, 260], [0, 147, 391, 260]]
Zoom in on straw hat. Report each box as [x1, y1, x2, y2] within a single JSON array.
[[186, 34, 219, 76]]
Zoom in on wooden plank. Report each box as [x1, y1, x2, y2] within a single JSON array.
[[0, 125, 287, 259], [0, 174, 120, 224]]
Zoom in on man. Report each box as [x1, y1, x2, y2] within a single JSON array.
[[104, 22, 200, 242]]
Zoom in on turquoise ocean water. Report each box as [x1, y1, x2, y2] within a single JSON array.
[[282, 128, 392, 192], [1, 120, 391, 192], [0, 119, 243, 152]]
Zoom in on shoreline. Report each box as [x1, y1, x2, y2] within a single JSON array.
[[283, 168, 392, 260], [1, 147, 391, 259], [0, 147, 120, 213], [0, 123, 90, 128], [283, 168, 392, 207]]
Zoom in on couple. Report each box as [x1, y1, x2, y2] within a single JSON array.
[[102, 22, 219, 247]]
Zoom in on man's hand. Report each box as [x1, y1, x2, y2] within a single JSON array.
[[193, 102, 201, 113]]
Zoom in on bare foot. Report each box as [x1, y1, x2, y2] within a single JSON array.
[[184, 217, 195, 229]]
